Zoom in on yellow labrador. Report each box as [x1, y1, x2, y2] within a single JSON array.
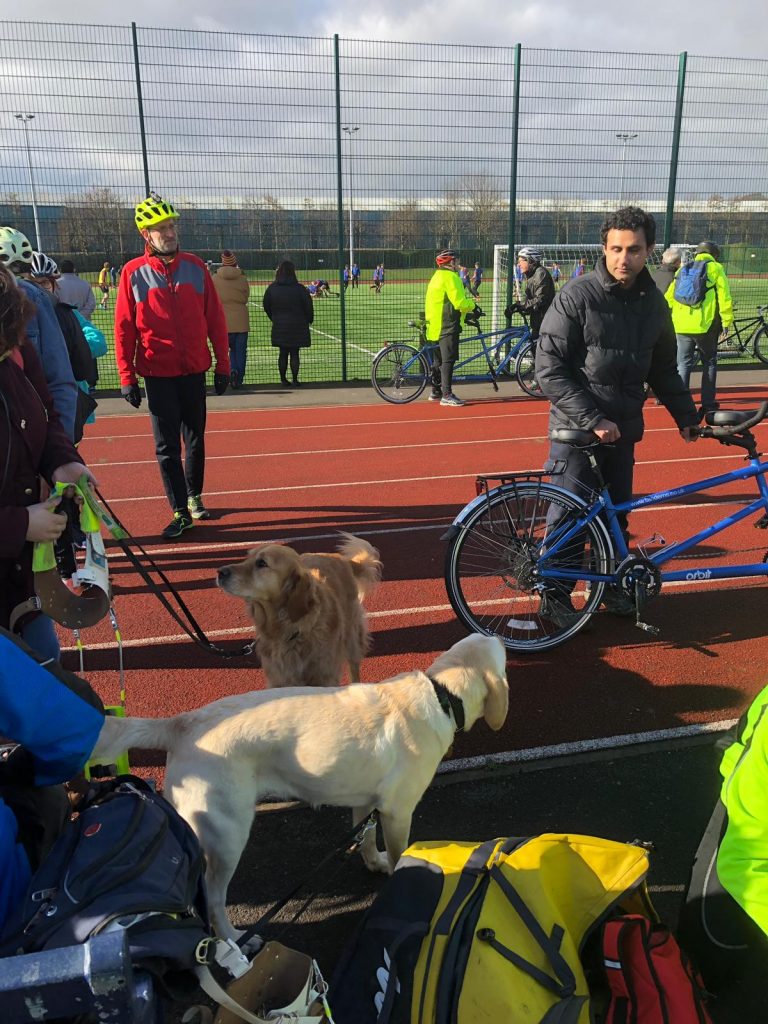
[[92, 634, 508, 941]]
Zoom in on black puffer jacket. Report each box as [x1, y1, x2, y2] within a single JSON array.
[[262, 278, 314, 349], [535, 259, 698, 444], [519, 264, 555, 337]]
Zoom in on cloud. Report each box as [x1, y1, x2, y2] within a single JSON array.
[[11, 0, 768, 58]]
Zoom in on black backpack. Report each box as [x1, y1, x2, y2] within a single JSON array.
[[0, 775, 210, 984]]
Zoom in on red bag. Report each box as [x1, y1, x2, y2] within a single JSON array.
[[602, 915, 712, 1023]]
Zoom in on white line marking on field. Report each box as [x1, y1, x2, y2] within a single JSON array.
[[436, 719, 738, 774]]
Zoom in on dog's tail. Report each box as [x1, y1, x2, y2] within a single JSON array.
[[91, 713, 179, 764], [338, 532, 382, 600]]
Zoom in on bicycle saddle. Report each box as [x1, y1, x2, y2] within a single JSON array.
[[550, 428, 598, 447], [705, 409, 757, 428]]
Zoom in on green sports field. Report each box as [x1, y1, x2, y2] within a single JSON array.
[[84, 270, 767, 391]]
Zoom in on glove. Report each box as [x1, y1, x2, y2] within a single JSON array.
[[504, 304, 520, 319], [214, 373, 230, 396], [121, 384, 142, 409]]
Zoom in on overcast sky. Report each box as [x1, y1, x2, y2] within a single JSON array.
[[14, 0, 768, 60]]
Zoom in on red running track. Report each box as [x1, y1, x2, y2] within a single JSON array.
[[70, 385, 768, 768]]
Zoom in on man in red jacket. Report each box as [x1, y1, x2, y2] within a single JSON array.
[[115, 193, 230, 539]]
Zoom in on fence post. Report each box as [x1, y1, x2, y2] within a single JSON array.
[[663, 51, 688, 249], [333, 34, 348, 381], [505, 43, 522, 310], [131, 23, 151, 196]]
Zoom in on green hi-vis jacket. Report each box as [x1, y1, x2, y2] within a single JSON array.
[[718, 684, 768, 937], [665, 252, 734, 334], [424, 268, 476, 342]]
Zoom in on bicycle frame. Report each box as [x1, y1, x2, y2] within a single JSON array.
[[538, 456, 768, 586], [419, 326, 530, 382]]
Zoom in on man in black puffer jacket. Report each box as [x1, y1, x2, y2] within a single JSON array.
[[535, 206, 699, 622], [505, 247, 555, 339]]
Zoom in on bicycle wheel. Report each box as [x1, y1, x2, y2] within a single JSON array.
[[371, 343, 429, 404], [445, 482, 614, 652], [514, 341, 544, 399], [752, 327, 768, 365]]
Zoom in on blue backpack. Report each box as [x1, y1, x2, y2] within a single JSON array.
[[673, 261, 711, 307], [0, 776, 211, 983]]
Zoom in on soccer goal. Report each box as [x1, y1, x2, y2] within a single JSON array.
[[491, 243, 694, 331]]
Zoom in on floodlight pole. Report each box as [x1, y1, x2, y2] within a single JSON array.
[[616, 132, 638, 204], [342, 126, 359, 270], [14, 113, 41, 250]]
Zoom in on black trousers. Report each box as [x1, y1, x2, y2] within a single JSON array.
[[546, 438, 636, 543], [144, 373, 207, 513], [431, 327, 460, 396]]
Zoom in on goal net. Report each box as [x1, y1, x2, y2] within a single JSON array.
[[490, 243, 695, 331]]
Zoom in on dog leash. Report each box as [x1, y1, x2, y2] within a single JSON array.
[[92, 487, 256, 661], [236, 810, 380, 949]]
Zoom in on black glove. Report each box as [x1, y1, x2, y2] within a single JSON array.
[[214, 373, 230, 396], [121, 384, 142, 409]]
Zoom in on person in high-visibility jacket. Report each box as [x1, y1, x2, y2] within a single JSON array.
[[424, 250, 477, 407], [665, 240, 733, 414]]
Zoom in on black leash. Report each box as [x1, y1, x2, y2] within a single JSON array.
[[237, 810, 380, 946], [94, 488, 256, 661]]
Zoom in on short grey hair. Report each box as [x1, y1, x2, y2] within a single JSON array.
[[661, 247, 682, 266]]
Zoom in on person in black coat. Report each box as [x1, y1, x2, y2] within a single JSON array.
[[534, 207, 699, 625], [262, 261, 314, 388]]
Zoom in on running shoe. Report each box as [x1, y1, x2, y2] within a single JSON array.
[[540, 593, 583, 630], [161, 511, 194, 540], [187, 495, 211, 520], [600, 587, 635, 617], [440, 393, 465, 407], [428, 391, 441, 402]]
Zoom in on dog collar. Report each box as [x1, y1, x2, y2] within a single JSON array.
[[428, 676, 465, 732]]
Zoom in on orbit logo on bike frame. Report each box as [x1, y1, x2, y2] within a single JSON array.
[[685, 568, 713, 581]]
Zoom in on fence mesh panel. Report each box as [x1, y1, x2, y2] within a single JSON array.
[[0, 22, 766, 389]]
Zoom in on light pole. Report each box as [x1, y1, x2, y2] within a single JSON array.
[[14, 113, 42, 250], [615, 132, 638, 204], [342, 125, 359, 271]]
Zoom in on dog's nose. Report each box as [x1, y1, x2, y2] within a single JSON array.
[[217, 567, 231, 583]]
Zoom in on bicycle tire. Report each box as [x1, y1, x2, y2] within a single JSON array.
[[371, 343, 429, 404], [752, 327, 768, 365], [514, 341, 544, 399], [444, 481, 614, 652]]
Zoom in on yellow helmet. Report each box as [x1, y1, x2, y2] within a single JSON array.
[[134, 192, 180, 231]]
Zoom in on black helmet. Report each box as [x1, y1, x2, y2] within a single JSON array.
[[695, 240, 721, 260]]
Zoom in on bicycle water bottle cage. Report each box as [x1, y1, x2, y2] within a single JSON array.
[[549, 428, 600, 448]]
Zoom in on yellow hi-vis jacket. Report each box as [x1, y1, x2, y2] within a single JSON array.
[[665, 252, 734, 334], [424, 268, 476, 342], [718, 685, 768, 937]]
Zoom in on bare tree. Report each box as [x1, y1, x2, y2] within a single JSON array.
[[58, 188, 132, 259], [381, 199, 423, 250], [457, 174, 505, 248]]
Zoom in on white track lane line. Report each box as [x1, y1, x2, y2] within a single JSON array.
[[98, 452, 748, 501]]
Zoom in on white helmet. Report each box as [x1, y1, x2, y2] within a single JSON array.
[[517, 247, 542, 265], [0, 227, 34, 270], [29, 251, 59, 279]]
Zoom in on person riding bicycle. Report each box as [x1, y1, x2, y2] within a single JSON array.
[[424, 250, 477, 407], [504, 247, 555, 339], [535, 206, 699, 627]]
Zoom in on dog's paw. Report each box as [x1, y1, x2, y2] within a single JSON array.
[[362, 850, 392, 875], [239, 932, 264, 959]]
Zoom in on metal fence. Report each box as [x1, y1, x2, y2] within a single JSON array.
[[1, 22, 767, 389]]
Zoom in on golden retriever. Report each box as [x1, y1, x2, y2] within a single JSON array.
[[92, 634, 508, 942], [216, 533, 381, 688]]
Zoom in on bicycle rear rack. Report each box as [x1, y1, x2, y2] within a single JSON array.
[[474, 465, 567, 498]]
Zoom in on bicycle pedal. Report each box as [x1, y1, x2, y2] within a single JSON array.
[[755, 514, 768, 529], [635, 619, 660, 636]]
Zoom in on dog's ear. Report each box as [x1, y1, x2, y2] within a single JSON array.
[[282, 570, 314, 623], [482, 667, 509, 731]]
